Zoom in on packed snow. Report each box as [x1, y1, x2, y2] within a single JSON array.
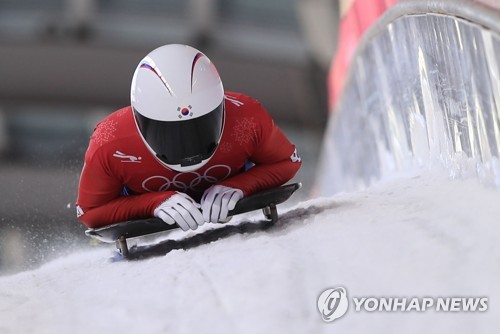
[[0, 170, 499, 334]]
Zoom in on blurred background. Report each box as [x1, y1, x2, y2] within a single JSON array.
[[0, 0, 340, 274]]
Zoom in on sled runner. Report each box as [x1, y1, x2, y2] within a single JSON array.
[[85, 182, 301, 258]]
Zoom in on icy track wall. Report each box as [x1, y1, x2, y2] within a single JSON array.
[[316, 0, 500, 196]]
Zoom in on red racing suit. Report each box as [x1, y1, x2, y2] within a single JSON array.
[[76, 92, 301, 228]]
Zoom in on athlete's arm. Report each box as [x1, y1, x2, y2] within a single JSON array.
[[218, 100, 301, 195], [76, 151, 173, 228]]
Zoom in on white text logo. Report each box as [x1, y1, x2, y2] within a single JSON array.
[[353, 297, 488, 312], [317, 287, 489, 324]]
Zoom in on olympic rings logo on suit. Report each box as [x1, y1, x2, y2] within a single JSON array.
[[142, 165, 232, 192]]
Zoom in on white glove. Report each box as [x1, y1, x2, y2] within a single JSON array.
[[201, 185, 243, 224], [154, 193, 204, 231]]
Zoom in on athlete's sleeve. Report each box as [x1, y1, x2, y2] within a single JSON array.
[[219, 99, 301, 195], [76, 145, 173, 228]]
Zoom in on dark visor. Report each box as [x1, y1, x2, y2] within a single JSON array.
[[134, 102, 224, 167]]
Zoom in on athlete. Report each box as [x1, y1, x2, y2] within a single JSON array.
[[76, 44, 301, 231]]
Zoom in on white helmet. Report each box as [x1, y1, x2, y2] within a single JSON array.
[[131, 44, 225, 172]]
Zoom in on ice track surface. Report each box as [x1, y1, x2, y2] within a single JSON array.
[[1, 171, 499, 334]]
